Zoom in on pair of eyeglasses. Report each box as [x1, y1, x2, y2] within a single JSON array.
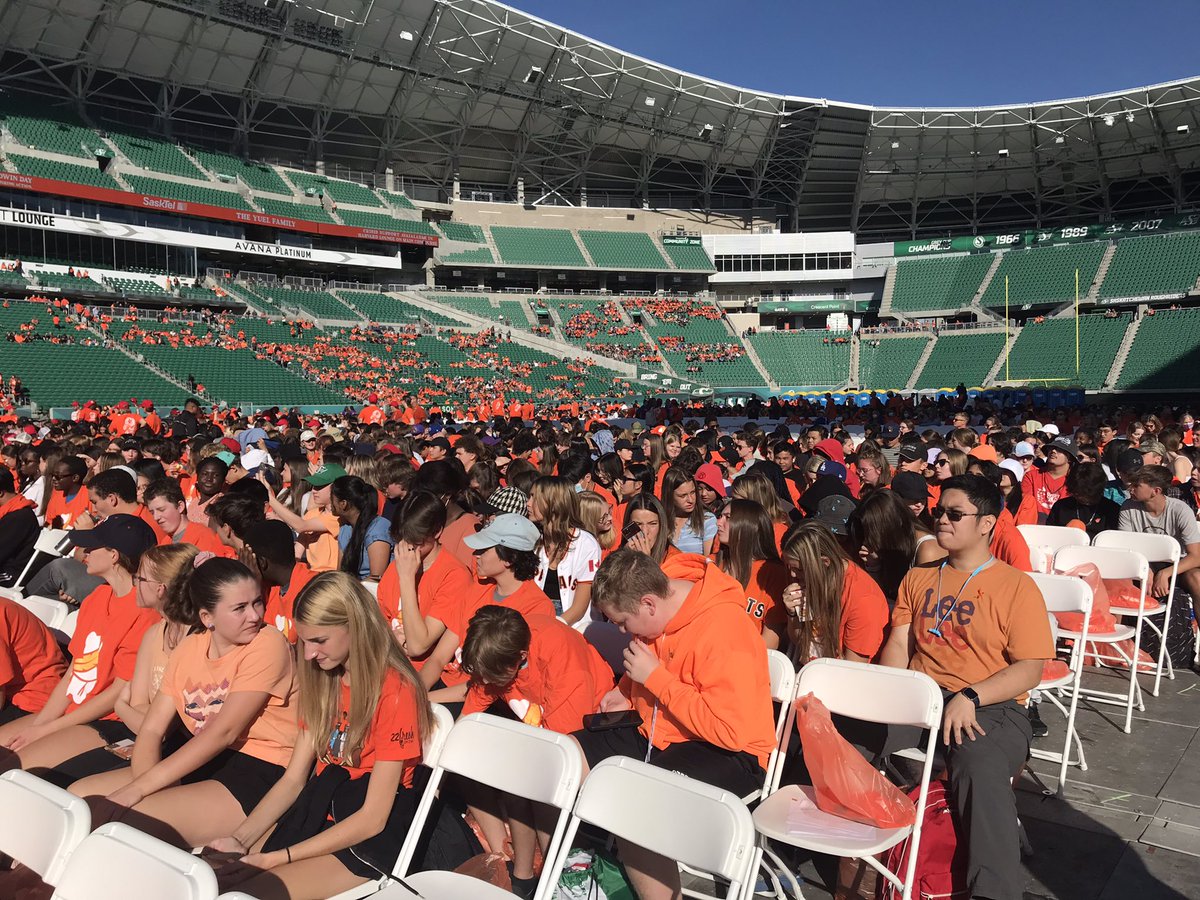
[[931, 506, 983, 523], [134, 575, 162, 586], [935, 459, 951, 468]]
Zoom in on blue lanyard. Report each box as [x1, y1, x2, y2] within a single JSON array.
[[929, 558, 993, 638]]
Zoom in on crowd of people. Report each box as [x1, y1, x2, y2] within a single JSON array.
[[0, 391, 1198, 900]]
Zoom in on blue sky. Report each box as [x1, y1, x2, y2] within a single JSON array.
[[513, 0, 1197, 107]]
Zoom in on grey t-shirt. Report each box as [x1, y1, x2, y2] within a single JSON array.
[[1118, 497, 1200, 551]]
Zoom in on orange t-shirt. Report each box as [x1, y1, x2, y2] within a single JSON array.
[[315, 668, 422, 784], [442, 580, 556, 688], [462, 613, 613, 734], [741, 558, 791, 633], [265, 562, 316, 643], [0, 597, 67, 713], [837, 561, 891, 660], [65, 585, 160, 718], [376, 549, 474, 671], [176, 522, 228, 557], [161, 625, 298, 767], [892, 560, 1054, 703], [301, 509, 341, 572], [990, 509, 1033, 573], [440, 512, 482, 571], [44, 489, 89, 528], [134, 505, 170, 545]]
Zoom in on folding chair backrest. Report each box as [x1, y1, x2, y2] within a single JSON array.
[[51, 822, 218, 900], [796, 658, 943, 730], [766, 648, 796, 704], [1093, 530, 1181, 564], [57, 609, 78, 642], [15, 594, 70, 631], [1019, 524, 1091, 571], [0, 770, 91, 886], [435, 713, 583, 809], [571, 757, 757, 889], [34, 528, 70, 557], [1029, 571, 1094, 616], [1055, 545, 1150, 582], [423, 702, 454, 768]]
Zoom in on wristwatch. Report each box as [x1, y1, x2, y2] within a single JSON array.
[[959, 687, 981, 708]]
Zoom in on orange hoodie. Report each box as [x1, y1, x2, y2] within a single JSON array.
[[626, 553, 777, 770]]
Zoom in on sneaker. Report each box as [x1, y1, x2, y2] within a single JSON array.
[[1028, 702, 1048, 738]]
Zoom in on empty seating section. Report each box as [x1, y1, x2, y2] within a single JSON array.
[[284, 171, 383, 207], [979, 244, 1106, 308], [136, 343, 345, 405], [437, 222, 486, 243], [0, 269, 28, 286], [33, 271, 106, 291], [660, 240, 715, 271], [106, 132, 205, 179], [337, 209, 421, 233], [491, 227, 587, 267], [177, 285, 223, 303], [1099, 233, 1200, 300], [123, 174, 253, 211], [384, 192, 416, 210], [440, 247, 495, 264], [748, 331, 850, 388], [234, 318, 321, 344], [1005, 315, 1130, 388], [6, 153, 120, 190], [336, 291, 463, 326], [0, 343, 185, 407], [890, 254, 992, 312], [3, 113, 102, 158], [857, 337, 931, 390], [914, 332, 1006, 389], [578, 231, 669, 269], [191, 149, 293, 194], [106, 276, 167, 296], [256, 287, 357, 320], [255, 197, 336, 224], [1117, 308, 1200, 390]]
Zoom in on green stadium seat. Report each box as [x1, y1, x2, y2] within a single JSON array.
[[33, 270, 108, 291], [857, 336, 931, 390], [255, 287, 358, 320], [337, 209, 439, 237], [106, 131, 206, 179], [491, 227, 587, 267], [192, 150, 292, 194], [978, 244, 1106, 309], [914, 332, 1006, 389], [747, 331, 851, 388], [123, 174, 253, 211], [3, 113, 104, 159], [254, 197, 336, 224], [283, 171, 384, 208], [1003, 314, 1130, 389], [6, 153, 120, 190], [660, 240, 715, 272], [437, 222, 486, 243], [891, 254, 993, 313], [1099, 233, 1200, 300], [383, 192, 416, 210], [439, 247, 495, 264], [337, 291, 464, 327], [105, 276, 168, 296], [1116, 308, 1200, 390], [578, 231, 670, 269], [627, 297, 764, 387]]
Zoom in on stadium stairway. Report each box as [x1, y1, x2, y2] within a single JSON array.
[[985, 326, 1024, 384], [972, 253, 1004, 306], [1104, 316, 1142, 389], [90, 321, 197, 398], [739, 339, 780, 391], [878, 265, 898, 318], [1088, 243, 1119, 301], [904, 333, 940, 391], [571, 231, 597, 268], [848, 336, 860, 387]]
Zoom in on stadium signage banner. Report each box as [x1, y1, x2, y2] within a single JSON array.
[[0, 171, 438, 247], [893, 213, 1200, 256], [662, 236, 703, 245], [0, 205, 408, 270]]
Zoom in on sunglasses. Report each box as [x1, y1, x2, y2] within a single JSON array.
[[935, 459, 951, 467], [931, 506, 983, 523]]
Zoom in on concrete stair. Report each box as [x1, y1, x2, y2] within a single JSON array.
[[1104, 315, 1142, 389], [905, 334, 939, 391], [984, 327, 1024, 385], [879, 264, 898, 318], [1088, 243, 1118, 301], [972, 253, 1005, 306], [848, 334, 860, 387], [740, 338, 778, 392]]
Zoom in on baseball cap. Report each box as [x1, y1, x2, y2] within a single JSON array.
[[1013, 441, 1036, 459], [241, 448, 271, 471], [305, 463, 348, 487], [999, 459, 1025, 485], [68, 513, 157, 563], [693, 463, 726, 498], [1139, 440, 1167, 457], [483, 486, 529, 517], [464, 513, 540, 552], [890, 471, 929, 503], [1042, 423, 1061, 437], [425, 437, 452, 454], [968, 444, 998, 463], [880, 424, 900, 441], [897, 444, 925, 464], [1024, 420, 1043, 435], [238, 427, 268, 450], [629, 421, 645, 434], [614, 439, 633, 453], [814, 495, 856, 536], [119, 438, 140, 451], [299, 430, 317, 442], [1117, 448, 1146, 475], [817, 460, 847, 481]]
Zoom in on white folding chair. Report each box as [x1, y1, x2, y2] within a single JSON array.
[[370, 713, 585, 900], [217, 894, 262, 899], [51, 821, 218, 900], [1018, 524, 1091, 573], [752, 659, 944, 900], [1054, 545, 1151, 734], [1028, 572, 1093, 795], [0, 770, 92, 887], [556, 757, 759, 900], [362, 581, 380, 599], [757, 648, 797, 803], [12, 528, 70, 591], [15, 594, 70, 630], [1093, 530, 1181, 696], [56, 609, 78, 642], [326, 703, 455, 900], [0, 586, 23, 602]]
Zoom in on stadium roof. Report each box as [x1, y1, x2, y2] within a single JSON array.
[[2, 0, 1199, 238]]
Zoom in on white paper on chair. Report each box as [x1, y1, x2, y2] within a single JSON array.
[[785, 790, 881, 840]]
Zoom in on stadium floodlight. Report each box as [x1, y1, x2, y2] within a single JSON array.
[[644, 97, 656, 107], [1178, 124, 1191, 133], [399, 30, 414, 41], [524, 66, 543, 85], [1103, 114, 1115, 126], [1054, 134, 1066, 143], [998, 148, 1009, 157], [1126, 112, 1135, 123], [699, 124, 714, 139], [890, 140, 900, 149]]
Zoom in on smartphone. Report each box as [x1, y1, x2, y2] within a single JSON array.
[[104, 738, 135, 761], [621, 521, 642, 544], [583, 710, 644, 732]]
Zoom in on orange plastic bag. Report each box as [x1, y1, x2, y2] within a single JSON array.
[[1085, 640, 1156, 673], [455, 852, 512, 890], [1041, 659, 1071, 683], [1053, 563, 1111, 633], [793, 692, 916, 829], [1103, 578, 1161, 612]]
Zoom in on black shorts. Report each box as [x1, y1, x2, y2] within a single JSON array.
[[183, 749, 285, 815], [0, 704, 30, 727], [571, 726, 764, 799], [40, 719, 192, 790], [86, 718, 137, 745]]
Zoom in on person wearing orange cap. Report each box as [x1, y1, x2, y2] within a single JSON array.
[[358, 393, 384, 426], [141, 399, 162, 435], [108, 401, 141, 437]]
